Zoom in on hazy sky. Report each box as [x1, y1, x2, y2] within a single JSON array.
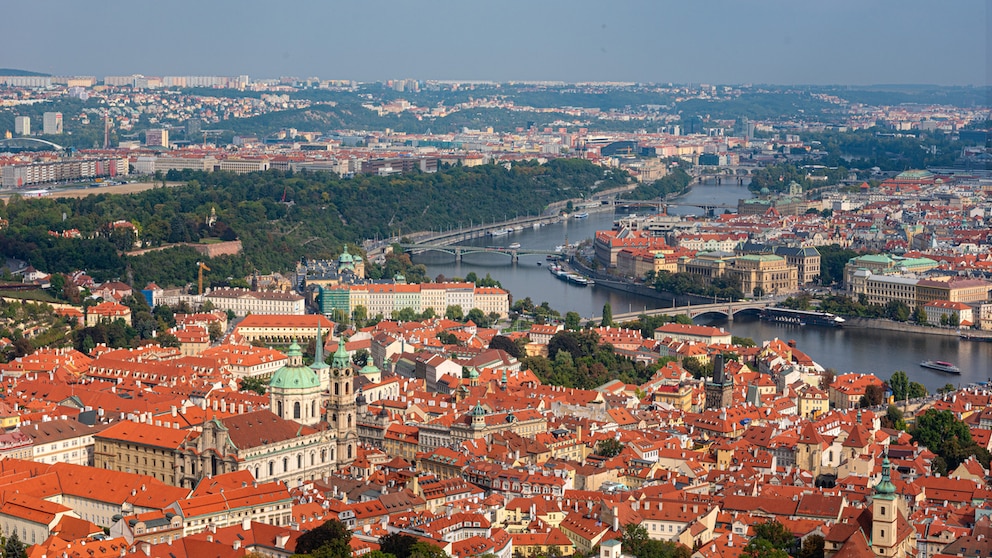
[[3, 0, 988, 85]]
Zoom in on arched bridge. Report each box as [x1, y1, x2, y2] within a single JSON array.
[[0, 137, 65, 151], [398, 243, 561, 263], [597, 300, 774, 323]]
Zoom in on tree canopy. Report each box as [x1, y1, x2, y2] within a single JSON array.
[[0, 160, 627, 287], [294, 519, 352, 557]]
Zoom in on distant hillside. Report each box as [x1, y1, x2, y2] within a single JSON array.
[[0, 68, 50, 76]]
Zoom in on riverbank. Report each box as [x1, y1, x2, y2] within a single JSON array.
[[569, 257, 721, 307], [843, 317, 992, 339]]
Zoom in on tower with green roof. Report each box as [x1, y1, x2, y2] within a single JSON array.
[[871, 448, 899, 551], [327, 338, 358, 467], [359, 360, 381, 384], [268, 341, 322, 426]]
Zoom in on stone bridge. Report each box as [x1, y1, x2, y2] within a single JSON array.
[[398, 243, 560, 263], [597, 300, 774, 323]]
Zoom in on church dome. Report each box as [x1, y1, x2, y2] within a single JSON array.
[[269, 342, 321, 390], [360, 362, 380, 376], [338, 249, 355, 264]]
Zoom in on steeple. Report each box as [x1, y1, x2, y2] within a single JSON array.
[[332, 337, 350, 369], [312, 321, 328, 369], [874, 447, 896, 498], [311, 321, 330, 390]]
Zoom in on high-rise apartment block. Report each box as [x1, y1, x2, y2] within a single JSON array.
[[14, 116, 30, 136], [43, 112, 63, 135], [145, 128, 169, 148]]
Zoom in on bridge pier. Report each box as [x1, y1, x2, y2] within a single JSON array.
[[511, 251, 518, 264], [454, 247, 462, 262], [726, 307, 734, 322]]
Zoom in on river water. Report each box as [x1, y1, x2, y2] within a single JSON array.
[[413, 182, 992, 391]]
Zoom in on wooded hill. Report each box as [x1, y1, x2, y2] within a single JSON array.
[[0, 160, 628, 288]]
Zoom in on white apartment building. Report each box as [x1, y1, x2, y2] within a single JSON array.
[[204, 288, 305, 317]]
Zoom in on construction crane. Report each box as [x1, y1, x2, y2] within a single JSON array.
[[197, 262, 211, 295]]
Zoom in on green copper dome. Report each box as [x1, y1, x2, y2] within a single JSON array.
[[269, 342, 321, 390], [339, 248, 354, 264], [360, 362, 380, 375]]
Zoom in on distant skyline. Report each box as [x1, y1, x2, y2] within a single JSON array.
[[3, 0, 988, 86]]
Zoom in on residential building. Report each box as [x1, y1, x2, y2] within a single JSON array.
[[923, 300, 973, 327], [14, 116, 30, 136], [146, 128, 169, 148], [654, 324, 732, 345], [85, 301, 132, 326], [25, 419, 108, 466], [94, 421, 190, 485], [42, 112, 63, 135]]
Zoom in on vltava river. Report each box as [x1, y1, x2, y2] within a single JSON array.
[[412, 182, 992, 390]]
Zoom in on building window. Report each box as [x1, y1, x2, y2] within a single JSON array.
[[294, 402, 301, 419]]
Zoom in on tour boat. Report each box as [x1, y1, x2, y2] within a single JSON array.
[[919, 360, 961, 374]]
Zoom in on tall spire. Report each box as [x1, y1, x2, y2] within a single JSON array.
[[311, 319, 328, 370]]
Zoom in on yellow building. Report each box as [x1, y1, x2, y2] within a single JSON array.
[[651, 383, 694, 412], [729, 255, 798, 296], [94, 421, 191, 485], [797, 385, 830, 419], [917, 278, 991, 306]]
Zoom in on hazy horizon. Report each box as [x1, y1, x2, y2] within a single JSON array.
[[2, 0, 988, 86]]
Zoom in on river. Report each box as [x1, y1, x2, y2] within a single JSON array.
[[412, 181, 992, 391]]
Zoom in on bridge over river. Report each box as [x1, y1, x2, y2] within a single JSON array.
[[398, 243, 562, 263], [592, 299, 775, 323]]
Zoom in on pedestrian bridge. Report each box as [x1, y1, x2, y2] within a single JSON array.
[[398, 243, 561, 263]]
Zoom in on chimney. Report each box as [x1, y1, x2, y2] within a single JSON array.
[[138, 541, 151, 556], [243, 517, 251, 531]]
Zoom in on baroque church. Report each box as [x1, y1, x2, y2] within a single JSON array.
[[176, 326, 358, 488]]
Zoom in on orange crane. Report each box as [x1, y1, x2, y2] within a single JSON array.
[[197, 262, 211, 295]]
